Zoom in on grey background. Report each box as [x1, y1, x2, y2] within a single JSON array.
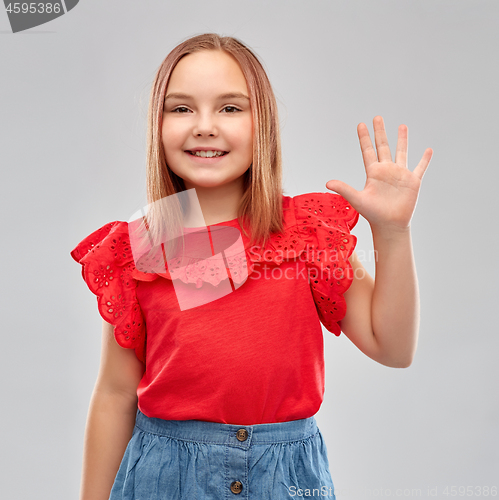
[[1, 0, 498, 498]]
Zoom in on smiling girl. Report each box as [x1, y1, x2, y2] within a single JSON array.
[[71, 34, 432, 500]]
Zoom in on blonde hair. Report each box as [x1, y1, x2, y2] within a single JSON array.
[[137, 33, 284, 267]]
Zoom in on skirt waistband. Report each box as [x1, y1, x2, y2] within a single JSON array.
[[134, 410, 319, 448]]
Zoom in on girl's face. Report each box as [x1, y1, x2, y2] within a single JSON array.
[[162, 50, 253, 192]]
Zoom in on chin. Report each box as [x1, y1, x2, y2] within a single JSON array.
[[185, 172, 238, 188], [189, 181, 231, 190]]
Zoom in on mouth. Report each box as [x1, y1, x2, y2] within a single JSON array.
[[186, 150, 229, 158]]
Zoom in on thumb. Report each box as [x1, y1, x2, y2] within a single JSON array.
[[325, 180, 360, 208]]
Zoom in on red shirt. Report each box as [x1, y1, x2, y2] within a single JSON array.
[[70, 192, 358, 425]]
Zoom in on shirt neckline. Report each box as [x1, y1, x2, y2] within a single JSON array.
[[182, 217, 240, 231]]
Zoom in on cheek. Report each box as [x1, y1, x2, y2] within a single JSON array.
[[162, 120, 184, 153], [229, 118, 253, 153]]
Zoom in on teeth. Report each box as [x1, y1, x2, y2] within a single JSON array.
[[191, 150, 226, 158]]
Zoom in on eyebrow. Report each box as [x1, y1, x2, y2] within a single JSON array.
[[164, 92, 250, 101]]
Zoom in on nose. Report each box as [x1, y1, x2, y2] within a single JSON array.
[[192, 111, 218, 137]]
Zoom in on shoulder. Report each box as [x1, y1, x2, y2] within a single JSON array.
[[70, 219, 137, 299], [70, 220, 146, 364], [284, 191, 359, 232], [70, 220, 131, 265], [281, 192, 360, 336]]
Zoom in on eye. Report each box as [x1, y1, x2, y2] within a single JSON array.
[[171, 107, 191, 113], [221, 106, 241, 113]]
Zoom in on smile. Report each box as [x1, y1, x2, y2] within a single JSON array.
[[187, 150, 228, 158]]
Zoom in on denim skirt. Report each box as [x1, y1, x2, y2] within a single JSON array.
[[109, 409, 336, 500]]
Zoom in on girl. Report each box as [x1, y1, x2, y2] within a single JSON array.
[[71, 34, 433, 500]]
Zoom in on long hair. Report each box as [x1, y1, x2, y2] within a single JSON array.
[[135, 34, 284, 270]]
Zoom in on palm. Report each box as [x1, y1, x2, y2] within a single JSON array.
[[326, 116, 433, 231]]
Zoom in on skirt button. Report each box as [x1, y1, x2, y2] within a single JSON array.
[[236, 429, 248, 441], [230, 480, 243, 494]]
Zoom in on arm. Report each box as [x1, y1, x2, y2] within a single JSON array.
[[339, 227, 419, 368], [79, 320, 146, 500], [370, 225, 418, 366], [327, 116, 432, 368]]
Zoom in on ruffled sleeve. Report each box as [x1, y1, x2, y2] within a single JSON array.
[[70, 221, 147, 363], [293, 192, 359, 336]]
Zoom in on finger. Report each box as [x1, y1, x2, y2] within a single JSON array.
[[395, 124, 408, 168], [413, 148, 433, 180], [373, 116, 392, 162], [357, 122, 377, 171], [325, 179, 361, 209]]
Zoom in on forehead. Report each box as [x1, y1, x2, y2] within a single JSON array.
[[167, 50, 248, 95]]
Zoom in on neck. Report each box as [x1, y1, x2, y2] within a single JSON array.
[[183, 178, 244, 226]]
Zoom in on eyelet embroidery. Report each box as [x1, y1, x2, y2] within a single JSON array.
[[128, 196, 358, 337], [130, 193, 358, 339], [293, 193, 359, 336], [70, 222, 146, 363], [71, 193, 358, 349]]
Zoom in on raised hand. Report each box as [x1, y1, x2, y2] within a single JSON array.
[[326, 116, 433, 233]]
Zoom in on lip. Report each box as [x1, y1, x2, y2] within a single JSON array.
[[185, 147, 228, 152], [185, 150, 229, 164]]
